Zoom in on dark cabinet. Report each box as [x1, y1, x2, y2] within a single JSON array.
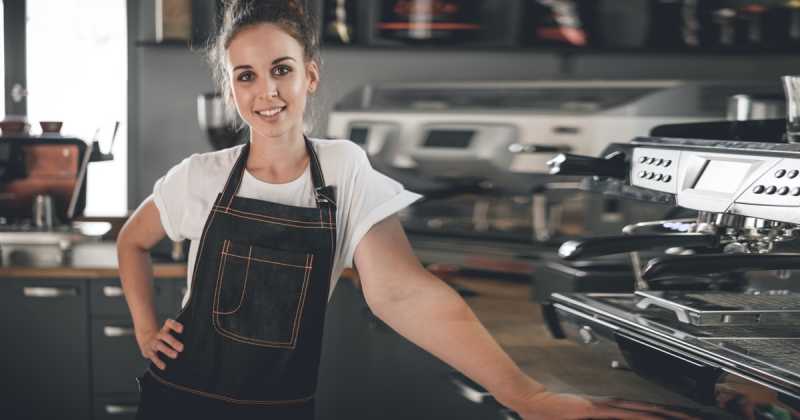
[[0, 276, 183, 420], [0, 278, 91, 420], [316, 279, 504, 420]]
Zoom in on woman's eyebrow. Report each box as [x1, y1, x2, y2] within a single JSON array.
[[232, 64, 252, 72], [272, 56, 295, 64]]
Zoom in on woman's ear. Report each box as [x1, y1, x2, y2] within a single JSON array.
[[307, 61, 320, 94]]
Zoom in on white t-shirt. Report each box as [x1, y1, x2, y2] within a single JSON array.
[[151, 138, 423, 307]]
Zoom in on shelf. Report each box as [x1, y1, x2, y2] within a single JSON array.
[[135, 39, 193, 48], [321, 43, 800, 57]]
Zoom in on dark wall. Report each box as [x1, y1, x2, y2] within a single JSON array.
[[127, 0, 800, 208]]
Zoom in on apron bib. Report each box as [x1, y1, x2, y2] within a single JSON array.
[[136, 137, 337, 419]]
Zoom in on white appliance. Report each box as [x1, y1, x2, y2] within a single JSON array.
[[326, 80, 781, 193]]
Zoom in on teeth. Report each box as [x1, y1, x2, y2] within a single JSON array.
[[257, 107, 283, 117]]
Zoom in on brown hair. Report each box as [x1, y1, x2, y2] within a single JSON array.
[[206, 0, 321, 125]]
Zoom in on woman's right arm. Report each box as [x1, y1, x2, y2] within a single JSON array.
[[116, 196, 184, 370]]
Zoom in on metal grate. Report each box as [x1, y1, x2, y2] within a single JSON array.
[[686, 293, 800, 310], [716, 339, 800, 375]]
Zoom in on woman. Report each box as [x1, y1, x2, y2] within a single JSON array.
[[117, 1, 694, 419]]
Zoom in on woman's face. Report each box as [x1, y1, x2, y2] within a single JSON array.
[[226, 23, 319, 140]]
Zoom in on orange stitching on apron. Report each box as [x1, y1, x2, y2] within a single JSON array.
[[145, 368, 314, 406], [221, 251, 308, 269], [211, 250, 314, 348], [213, 205, 335, 226], [212, 208, 335, 230], [211, 240, 232, 316], [174, 207, 219, 319], [327, 207, 335, 273], [289, 254, 313, 346], [213, 245, 251, 315]]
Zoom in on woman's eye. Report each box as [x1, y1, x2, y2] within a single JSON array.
[[237, 71, 254, 82], [272, 65, 292, 76]]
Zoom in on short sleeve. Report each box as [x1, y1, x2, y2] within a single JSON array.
[[340, 150, 423, 268], [152, 157, 192, 242]]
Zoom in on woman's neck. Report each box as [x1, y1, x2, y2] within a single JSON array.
[[246, 129, 309, 184]]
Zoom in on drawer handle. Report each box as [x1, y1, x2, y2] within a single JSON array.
[[103, 286, 124, 297], [104, 326, 135, 337], [449, 373, 494, 404], [105, 404, 138, 414], [23, 287, 78, 298]]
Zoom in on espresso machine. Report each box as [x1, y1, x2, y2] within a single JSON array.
[[328, 80, 781, 277], [0, 131, 115, 267], [543, 115, 800, 418]]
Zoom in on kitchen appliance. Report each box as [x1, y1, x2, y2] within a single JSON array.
[[328, 80, 775, 274], [0, 135, 110, 266], [197, 92, 246, 150], [543, 118, 800, 419]]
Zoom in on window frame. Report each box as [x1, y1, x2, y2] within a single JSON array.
[[4, 0, 26, 116]]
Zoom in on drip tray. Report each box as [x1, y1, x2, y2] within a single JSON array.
[[702, 338, 800, 379], [634, 291, 800, 326]]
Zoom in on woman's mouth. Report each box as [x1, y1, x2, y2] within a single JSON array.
[[255, 106, 286, 119]]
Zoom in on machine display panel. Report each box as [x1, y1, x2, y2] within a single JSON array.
[[422, 130, 474, 149], [692, 160, 752, 194]]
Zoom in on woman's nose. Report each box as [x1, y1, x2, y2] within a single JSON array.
[[259, 78, 278, 99]]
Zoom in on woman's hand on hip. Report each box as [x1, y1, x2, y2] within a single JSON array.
[[138, 318, 184, 370]]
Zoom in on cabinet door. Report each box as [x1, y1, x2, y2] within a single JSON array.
[[92, 316, 167, 395], [316, 280, 502, 420], [93, 395, 139, 420], [90, 278, 176, 318], [0, 278, 90, 420]]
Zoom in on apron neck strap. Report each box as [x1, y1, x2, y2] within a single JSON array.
[[217, 136, 335, 209]]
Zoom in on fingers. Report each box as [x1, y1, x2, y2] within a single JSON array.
[[600, 399, 700, 420], [143, 319, 185, 370]]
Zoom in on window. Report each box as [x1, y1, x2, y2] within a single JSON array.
[[26, 0, 127, 216], [0, 0, 4, 119]]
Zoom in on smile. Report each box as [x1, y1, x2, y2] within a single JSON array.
[[255, 106, 286, 118]]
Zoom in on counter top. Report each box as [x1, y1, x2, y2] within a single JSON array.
[[447, 276, 710, 409]]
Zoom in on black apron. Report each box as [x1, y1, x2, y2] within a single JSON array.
[[135, 138, 337, 419]]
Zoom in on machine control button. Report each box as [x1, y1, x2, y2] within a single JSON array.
[[794, 187, 800, 196], [656, 174, 664, 181], [639, 156, 648, 163], [766, 186, 778, 195], [663, 175, 672, 182], [647, 172, 657, 179], [776, 169, 787, 178], [789, 170, 800, 179], [656, 158, 665, 166], [753, 185, 766, 194], [647, 157, 657, 164], [664, 160, 672, 167], [639, 171, 648, 178], [779, 186, 791, 195]]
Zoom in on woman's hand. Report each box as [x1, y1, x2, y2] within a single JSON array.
[[137, 318, 184, 370], [515, 391, 701, 420]]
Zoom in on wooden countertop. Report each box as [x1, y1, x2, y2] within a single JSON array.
[[0, 264, 188, 279], [447, 276, 709, 409]]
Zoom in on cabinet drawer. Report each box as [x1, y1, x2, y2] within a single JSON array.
[[90, 278, 177, 317], [91, 316, 167, 394], [93, 395, 139, 420]]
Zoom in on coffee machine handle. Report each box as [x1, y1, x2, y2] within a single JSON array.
[[642, 253, 800, 281], [508, 143, 573, 154], [559, 233, 719, 260], [547, 151, 628, 178]]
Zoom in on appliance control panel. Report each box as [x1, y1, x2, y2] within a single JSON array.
[[735, 159, 800, 207], [630, 147, 681, 194]]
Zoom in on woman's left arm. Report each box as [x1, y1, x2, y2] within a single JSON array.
[[353, 215, 545, 412]]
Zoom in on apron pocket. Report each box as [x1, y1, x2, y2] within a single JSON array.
[[213, 239, 314, 348]]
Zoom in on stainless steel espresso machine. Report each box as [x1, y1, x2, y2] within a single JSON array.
[[327, 80, 781, 278], [544, 117, 800, 419], [0, 133, 113, 266]]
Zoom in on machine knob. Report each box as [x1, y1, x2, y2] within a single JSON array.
[[579, 325, 597, 345]]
